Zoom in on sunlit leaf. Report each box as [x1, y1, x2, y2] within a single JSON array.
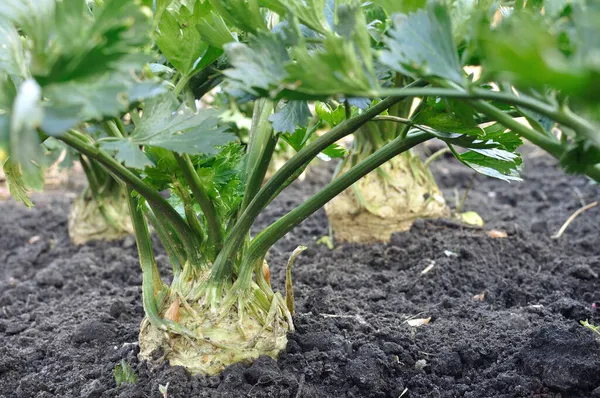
[[457, 149, 522, 182], [380, 2, 463, 84], [155, 1, 221, 77]]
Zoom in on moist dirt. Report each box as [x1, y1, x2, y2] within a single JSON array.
[[1, 147, 599, 398]]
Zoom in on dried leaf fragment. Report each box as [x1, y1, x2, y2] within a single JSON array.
[[421, 260, 435, 275], [472, 292, 485, 301], [457, 211, 484, 227], [406, 317, 431, 327], [487, 229, 507, 238], [164, 297, 180, 323]]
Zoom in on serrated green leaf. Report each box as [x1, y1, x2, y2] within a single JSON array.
[[483, 123, 522, 152], [420, 101, 524, 182], [41, 76, 166, 130], [130, 93, 235, 155], [224, 33, 289, 96], [380, 2, 463, 84], [280, 120, 324, 153], [43, 77, 129, 122], [335, 3, 375, 78], [280, 129, 306, 152], [321, 142, 346, 159], [128, 81, 169, 103], [155, 1, 215, 76], [286, 34, 376, 97], [196, 11, 236, 48], [414, 98, 481, 136], [315, 101, 345, 127], [38, 0, 151, 85], [457, 149, 522, 182], [261, 0, 329, 34], [269, 100, 311, 133], [559, 139, 600, 174], [3, 159, 34, 208], [448, 0, 480, 43], [207, 0, 267, 33], [101, 140, 153, 170], [477, 9, 598, 99]]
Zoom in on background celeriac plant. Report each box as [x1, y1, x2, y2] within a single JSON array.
[[0, 0, 599, 375]]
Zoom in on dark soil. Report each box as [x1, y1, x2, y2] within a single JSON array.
[[1, 147, 599, 398]]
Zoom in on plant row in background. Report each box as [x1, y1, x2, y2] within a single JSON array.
[[0, 0, 599, 375]]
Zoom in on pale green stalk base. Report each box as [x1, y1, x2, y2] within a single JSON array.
[[325, 152, 448, 243], [68, 190, 133, 245], [138, 282, 292, 376]]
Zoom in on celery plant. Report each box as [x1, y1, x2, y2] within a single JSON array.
[[1, 0, 599, 376], [69, 152, 133, 245]]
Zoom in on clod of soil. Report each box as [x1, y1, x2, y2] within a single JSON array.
[[1, 147, 599, 397]]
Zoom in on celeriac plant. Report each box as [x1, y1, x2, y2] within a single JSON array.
[[68, 147, 134, 244], [1, 0, 599, 376]]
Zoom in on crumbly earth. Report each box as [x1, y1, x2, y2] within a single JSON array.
[[1, 146, 599, 398]]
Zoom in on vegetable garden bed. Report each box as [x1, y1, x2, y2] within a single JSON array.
[[1, 147, 598, 398]]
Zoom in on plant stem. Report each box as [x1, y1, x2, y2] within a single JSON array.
[[423, 147, 451, 169], [468, 100, 600, 182], [175, 153, 223, 254], [145, 205, 185, 275], [126, 187, 165, 327], [59, 132, 201, 259], [344, 100, 351, 119], [241, 99, 276, 212], [78, 155, 101, 196], [378, 87, 598, 146], [174, 74, 192, 97], [247, 131, 432, 261], [209, 93, 416, 283], [372, 115, 414, 125], [103, 120, 124, 138], [175, 181, 206, 246]]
